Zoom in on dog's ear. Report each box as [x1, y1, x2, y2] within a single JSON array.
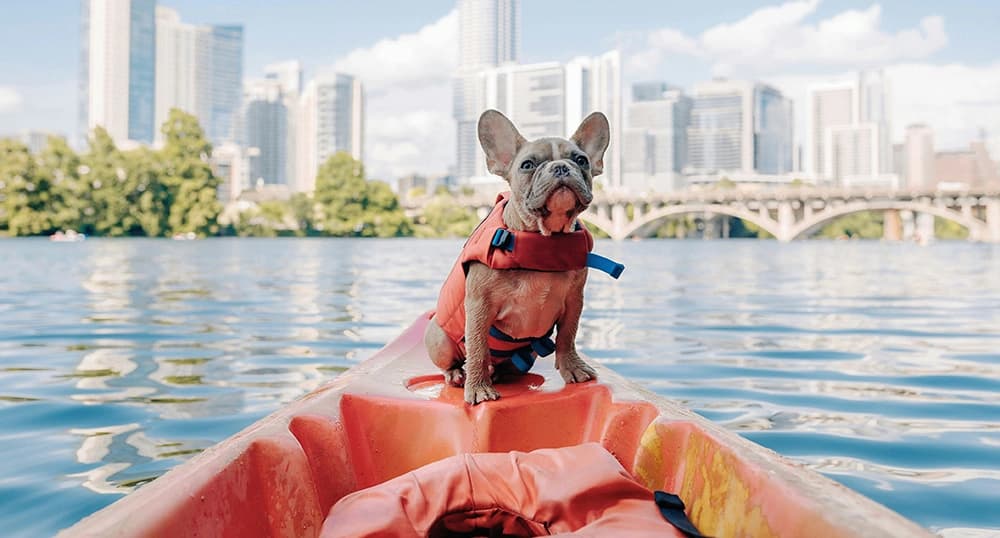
[[570, 112, 610, 176], [478, 110, 526, 178]]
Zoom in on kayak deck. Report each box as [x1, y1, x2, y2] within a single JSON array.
[[63, 313, 931, 537]]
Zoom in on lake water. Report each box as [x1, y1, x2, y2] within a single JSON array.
[[1, 238, 998, 536]]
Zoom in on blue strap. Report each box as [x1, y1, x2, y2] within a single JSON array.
[[510, 350, 536, 373], [586, 253, 625, 279], [488, 324, 556, 374], [489, 325, 535, 343]]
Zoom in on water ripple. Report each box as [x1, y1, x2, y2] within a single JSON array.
[[0, 238, 998, 536]]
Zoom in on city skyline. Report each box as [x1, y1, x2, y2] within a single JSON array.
[[2, 1, 1000, 182]]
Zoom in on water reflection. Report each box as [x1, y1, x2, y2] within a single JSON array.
[[0, 239, 998, 536]]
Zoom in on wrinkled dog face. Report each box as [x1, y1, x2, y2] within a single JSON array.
[[478, 110, 610, 235]]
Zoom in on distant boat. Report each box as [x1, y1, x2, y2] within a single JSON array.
[[172, 232, 197, 241], [49, 230, 86, 242]]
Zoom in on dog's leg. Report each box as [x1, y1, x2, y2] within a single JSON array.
[[425, 317, 465, 386], [555, 271, 597, 384], [464, 267, 501, 404]]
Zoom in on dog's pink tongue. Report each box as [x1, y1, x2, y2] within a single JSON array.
[[542, 186, 578, 234]]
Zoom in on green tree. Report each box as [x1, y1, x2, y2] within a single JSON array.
[[313, 152, 412, 237], [288, 193, 316, 236], [817, 211, 883, 239], [0, 139, 58, 235], [415, 192, 480, 237], [121, 147, 170, 236], [78, 127, 127, 235], [160, 109, 220, 237], [36, 136, 82, 231]]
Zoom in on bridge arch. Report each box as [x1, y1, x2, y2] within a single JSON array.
[[615, 203, 782, 240], [578, 213, 616, 239], [789, 200, 988, 240]]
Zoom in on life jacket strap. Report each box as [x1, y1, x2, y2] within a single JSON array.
[[490, 228, 515, 251], [586, 253, 625, 279], [654, 491, 711, 538], [488, 325, 556, 374]]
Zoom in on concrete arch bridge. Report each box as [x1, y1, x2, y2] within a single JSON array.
[[403, 187, 1000, 242]]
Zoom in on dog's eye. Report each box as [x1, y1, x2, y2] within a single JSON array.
[[520, 160, 535, 171], [573, 155, 589, 168]]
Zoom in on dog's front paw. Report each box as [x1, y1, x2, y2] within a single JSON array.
[[444, 366, 466, 387], [465, 381, 501, 405], [558, 359, 597, 384]]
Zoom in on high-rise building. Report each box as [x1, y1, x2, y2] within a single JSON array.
[[151, 6, 242, 146], [454, 0, 519, 181], [154, 6, 198, 142], [475, 52, 623, 186], [807, 70, 891, 184], [567, 51, 622, 189], [79, 0, 156, 146], [195, 25, 243, 144], [631, 81, 672, 103], [482, 62, 564, 140], [296, 73, 364, 193], [826, 124, 880, 186], [685, 80, 792, 177], [754, 84, 794, 175], [243, 79, 288, 187], [241, 62, 302, 188], [904, 124, 934, 189], [623, 84, 691, 192]]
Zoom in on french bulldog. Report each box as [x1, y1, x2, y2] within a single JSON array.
[[425, 109, 611, 405]]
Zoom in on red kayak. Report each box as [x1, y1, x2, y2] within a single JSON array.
[[62, 313, 931, 537]]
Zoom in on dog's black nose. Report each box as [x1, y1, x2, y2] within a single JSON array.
[[551, 163, 570, 177]]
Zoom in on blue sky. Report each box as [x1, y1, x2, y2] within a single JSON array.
[[2, 1, 999, 178]]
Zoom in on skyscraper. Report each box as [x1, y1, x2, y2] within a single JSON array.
[[242, 61, 302, 188], [686, 80, 793, 177], [454, 0, 519, 181], [80, 0, 156, 146], [623, 84, 691, 192], [631, 82, 672, 103], [243, 79, 288, 186], [154, 6, 198, 143], [826, 124, 880, 186], [196, 25, 243, 145], [296, 73, 364, 193], [153, 8, 242, 146], [807, 70, 891, 184], [754, 84, 794, 175], [475, 52, 623, 186], [567, 51, 622, 189]]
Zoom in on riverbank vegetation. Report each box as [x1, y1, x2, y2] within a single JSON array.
[[0, 114, 972, 241]]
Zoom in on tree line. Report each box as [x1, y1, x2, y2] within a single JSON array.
[[0, 109, 480, 239]]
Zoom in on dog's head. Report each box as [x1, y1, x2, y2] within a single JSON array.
[[478, 109, 610, 235]]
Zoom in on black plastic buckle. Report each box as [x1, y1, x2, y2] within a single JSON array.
[[490, 228, 514, 251]]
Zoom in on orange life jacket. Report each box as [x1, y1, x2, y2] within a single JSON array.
[[434, 192, 623, 373]]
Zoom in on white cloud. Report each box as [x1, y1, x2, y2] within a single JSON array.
[[622, 1, 1000, 159], [334, 10, 457, 92], [0, 86, 23, 114], [628, 0, 948, 77], [331, 10, 457, 181]]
